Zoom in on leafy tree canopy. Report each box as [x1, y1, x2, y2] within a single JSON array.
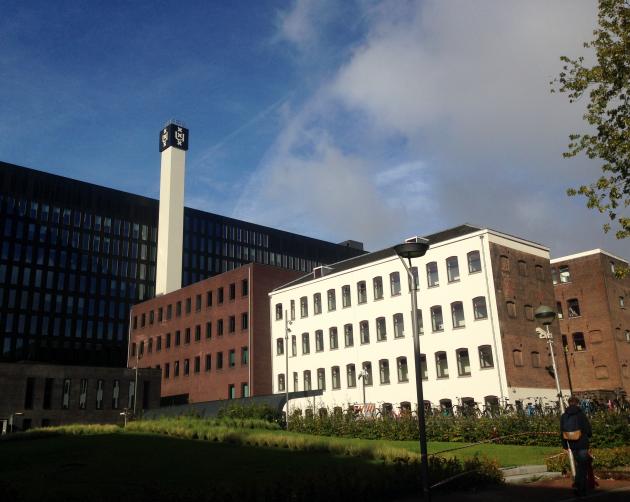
[[552, 0, 629, 241]]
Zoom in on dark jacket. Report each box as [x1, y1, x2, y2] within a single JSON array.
[[560, 404, 592, 450]]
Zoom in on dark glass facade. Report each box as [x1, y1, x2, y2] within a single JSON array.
[[0, 161, 364, 367]]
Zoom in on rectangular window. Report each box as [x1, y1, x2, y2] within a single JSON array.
[[559, 265, 571, 283], [277, 338, 284, 355], [361, 362, 373, 386], [435, 352, 449, 378], [218, 287, 224, 304], [390, 272, 401, 296], [300, 296, 308, 317], [360, 320, 370, 344], [479, 345, 494, 368], [327, 289, 336, 311], [241, 279, 248, 297], [241, 346, 248, 365], [112, 380, 120, 408], [342, 285, 351, 307], [302, 332, 310, 354], [344, 324, 354, 347], [275, 303, 283, 320], [24, 377, 35, 410], [379, 359, 390, 384], [195, 294, 201, 311], [205, 354, 211, 371], [467, 251, 481, 273], [457, 349, 471, 376], [431, 306, 443, 331], [241, 312, 248, 330], [195, 325, 201, 341], [185, 328, 190, 344], [217, 319, 224, 335], [194, 356, 200, 373], [393, 313, 404, 338], [95, 379, 104, 409], [397, 357, 409, 382], [446, 256, 460, 282], [376, 317, 387, 341], [357, 281, 367, 304], [567, 298, 581, 317], [473, 297, 487, 319], [373, 276, 383, 300], [217, 352, 223, 369], [315, 330, 324, 352], [331, 366, 340, 389], [426, 262, 439, 287], [329, 327, 338, 349], [184, 358, 190, 375], [79, 378, 88, 409], [43, 378, 54, 409], [313, 293, 322, 315], [317, 368, 326, 390], [347, 364, 356, 388], [229, 349, 236, 367]]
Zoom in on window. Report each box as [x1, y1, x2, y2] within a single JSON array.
[[393, 313, 404, 338], [302, 332, 310, 354], [347, 364, 356, 387], [479, 345, 494, 368], [241, 312, 248, 330], [291, 335, 296, 356], [473, 296, 487, 319], [328, 328, 339, 350], [241, 347, 248, 365], [559, 265, 571, 283], [315, 330, 324, 352], [166, 333, 171, 348], [467, 251, 481, 273], [397, 357, 409, 382], [217, 319, 224, 335], [194, 356, 201, 373], [176, 301, 182, 316], [195, 294, 201, 311], [556, 301, 563, 319], [416, 309, 424, 335], [518, 260, 527, 276], [435, 352, 448, 378], [446, 256, 460, 282], [228, 384, 236, 399], [456, 349, 471, 376], [241, 279, 248, 296], [327, 289, 336, 311], [278, 373, 286, 392], [303, 370, 312, 391], [342, 285, 351, 307], [317, 368, 326, 390], [361, 362, 373, 386], [112, 380, 120, 408], [229, 283, 236, 300], [276, 338, 284, 355], [500, 255, 510, 272], [419, 354, 428, 380], [524, 305, 534, 321], [331, 366, 340, 389], [408, 266, 419, 291], [217, 352, 223, 369], [426, 262, 439, 287], [512, 349, 523, 367], [175, 331, 181, 346], [573, 332, 586, 351], [218, 287, 224, 304], [360, 320, 370, 344], [431, 306, 444, 332], [205, 354, 211, 371], [184, 358, 190, 375], [620, 296, 625, 308], [290, 300, 295, 320], [344, 324, 354, 347], [390, 272, 401, 296], [506, 301, 516, 318], [451, 302, 465, 328], [567, 298, 581, 317], [275, 303, 283, 320], [313, 293, 322, 315], [531, 351, 540, 368], [229, 349, 236, 367], [551, 268, 559, 284], [300, 296, 308, 317], [373, 276, 383, 300], [376, 317, 387, 341], [185, 328, 191, 344], [24, 377, 35, 410], [207, 291, 213, 307], [379, 359, 390, 384], [357, 281, 367, 304]]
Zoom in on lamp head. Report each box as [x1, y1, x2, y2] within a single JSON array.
[[394, 238, 429, 259], [534, 305, 556, 325]]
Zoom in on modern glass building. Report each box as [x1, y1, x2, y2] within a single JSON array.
[[0, 161, 364, 367]]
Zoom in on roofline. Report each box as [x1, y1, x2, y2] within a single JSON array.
[[551, 249, 628, 265]]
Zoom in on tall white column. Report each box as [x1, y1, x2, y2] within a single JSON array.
[[156, 123, 188, 295]]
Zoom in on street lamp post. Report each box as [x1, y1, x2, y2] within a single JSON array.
[[358, 368, 368, 406], [394, 239, 431, 502], [534, 305, 576, 477], [284, 310, 291, 425]]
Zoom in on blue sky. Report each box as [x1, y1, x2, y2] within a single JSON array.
[[1, 1, 626, 258]]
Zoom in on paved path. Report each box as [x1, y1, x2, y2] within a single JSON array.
[[397, 476, 630, 502]]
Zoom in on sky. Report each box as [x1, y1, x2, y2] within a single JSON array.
[[1, 0, 626, 259]]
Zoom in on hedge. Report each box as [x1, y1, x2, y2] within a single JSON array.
[[545, 446, 630, 473]]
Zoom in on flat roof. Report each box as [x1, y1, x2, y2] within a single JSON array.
[[551, 248, 628, 265]]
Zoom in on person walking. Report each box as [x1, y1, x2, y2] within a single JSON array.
[[560, 396, 592, 496]]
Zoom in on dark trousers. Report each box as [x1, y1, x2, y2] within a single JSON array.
[[572, 449, 589, 495]]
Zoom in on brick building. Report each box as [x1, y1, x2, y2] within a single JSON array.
[[270, 225, 569, 413], [551, 250, 630, 400], [0, 362, 160, 432], [129, 263, 300, 403]]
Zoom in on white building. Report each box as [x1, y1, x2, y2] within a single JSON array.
[[269, 225, 569, 413]]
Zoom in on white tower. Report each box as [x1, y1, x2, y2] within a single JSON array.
[[155, 122, 189, 295]]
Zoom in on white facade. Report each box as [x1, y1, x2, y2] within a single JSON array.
[[156, 145, 186, 295], [270, 227, 563, 413]]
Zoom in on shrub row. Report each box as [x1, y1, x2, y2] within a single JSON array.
[[287, 410, 630, 448], [545, 446, 630, 473]]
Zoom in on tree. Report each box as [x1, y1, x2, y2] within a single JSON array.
[[552, 0, 629, 242]]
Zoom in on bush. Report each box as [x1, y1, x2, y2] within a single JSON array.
[[288, 409, 630, 447], [216, 403, 283, 423], [545, 446, 630, 473]]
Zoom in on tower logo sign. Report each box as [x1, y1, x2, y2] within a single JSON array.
[[159, 123, 189, 152]]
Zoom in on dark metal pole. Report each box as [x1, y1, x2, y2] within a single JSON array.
[[401, 256, 431, 501]]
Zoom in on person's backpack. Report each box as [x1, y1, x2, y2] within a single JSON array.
[[562, 412, 582, 441]]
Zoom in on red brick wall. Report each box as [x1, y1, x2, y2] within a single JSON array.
[[489, 242, 568, 391], [553, 253, 630, 398]]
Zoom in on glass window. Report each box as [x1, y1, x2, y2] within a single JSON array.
[[567, 298, 581, 317], [329, 327, 338, 349], [315, 330, 324, 352], [317, 368, 326, 390], [278, 373, 286, 392], [275, 303, 283, 320], [301, 332, 310, 354], [276, 338, 284, 355], [559, 265, 571, 283], [573, 332, 586, 351], [342, 285, 351, 307], [359, 320, 370, 344], [446, 256, 460, 282], [357, 281, 367, 304], [344, 323, 354, 347], [431, 306, 444, 331], [457, 349, 471, 376], [300, 296, 308, 317], [313, 293, 321, 315], [390, 272, 401, 296], [291, 335, 296, 356], [376, 317, 387, 341], [451, 302, 465, 328], [379, 359, 390, 384], [361, 362, 373, 386], [426, 262, 439, 287], [327, 289, 336, 311], [373, 276, 383, 300], [393, 313, 404, 338], [397, 357, 409, 382], [467, 251, 481, 273], [303, 370, 311, 391], [435, 352, 449, 378], [551, 268, 559, 284], [331, 366, 340, 389], [473, 297, 488, 319], [347, 364, 356, 388]]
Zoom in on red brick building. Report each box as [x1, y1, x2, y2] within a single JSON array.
[[551, 250, 630, 399], [129, 264, 300, 403]]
